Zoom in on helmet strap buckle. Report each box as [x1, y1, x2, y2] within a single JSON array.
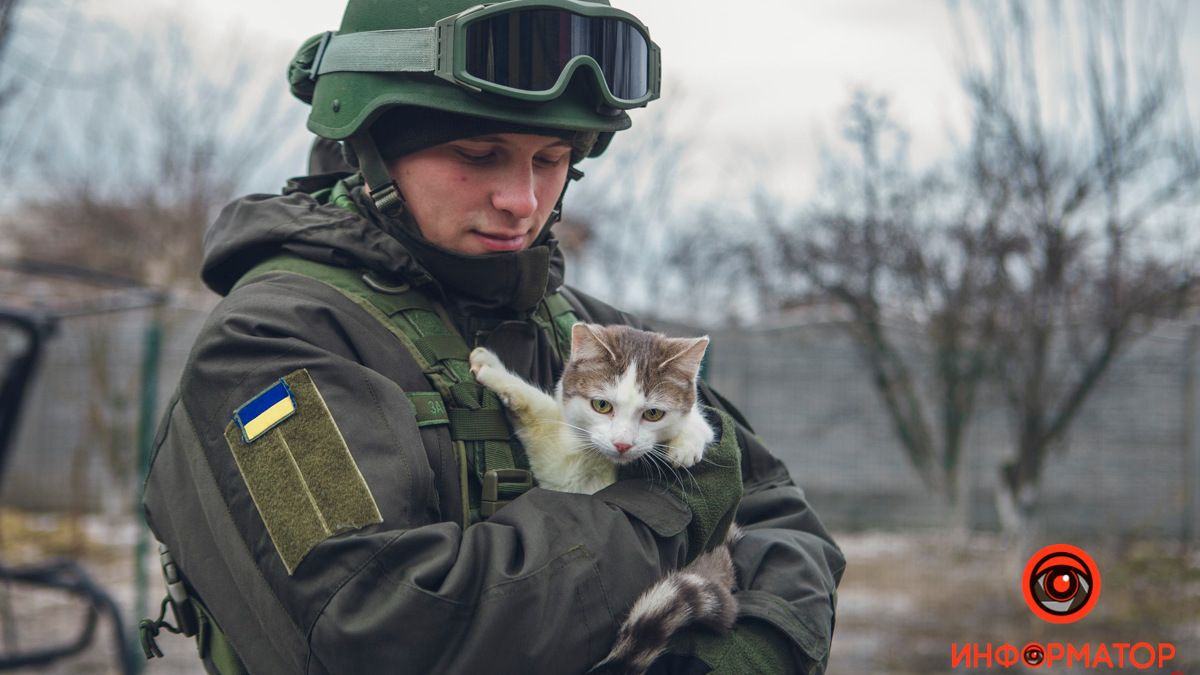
[[371, 184, 404, 215], [347, 132, 407, 217]]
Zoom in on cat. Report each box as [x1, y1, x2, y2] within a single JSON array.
[[469, 322, 740, 675]]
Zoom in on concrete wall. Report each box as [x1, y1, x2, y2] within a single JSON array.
[[3, 298, 1197, 542], [702, 319, 1199, 539]]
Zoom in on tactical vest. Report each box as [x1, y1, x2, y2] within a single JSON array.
[[141, 254, 579, 673]]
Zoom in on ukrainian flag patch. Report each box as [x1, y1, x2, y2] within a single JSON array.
[[233, 379, 297, 443]]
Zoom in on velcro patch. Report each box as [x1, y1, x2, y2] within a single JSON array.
[[224, 369, 382, 575]]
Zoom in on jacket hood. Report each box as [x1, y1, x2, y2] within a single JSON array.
[[201, 174, 566, 314]]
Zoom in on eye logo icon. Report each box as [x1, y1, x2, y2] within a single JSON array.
[[1023, 644, 1045, 666], [1022, 544, 1101, 623]]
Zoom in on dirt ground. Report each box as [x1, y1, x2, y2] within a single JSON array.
[[0, 511, 1197, 674]]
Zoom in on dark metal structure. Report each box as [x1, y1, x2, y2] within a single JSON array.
[[0, 258, 165, 674]]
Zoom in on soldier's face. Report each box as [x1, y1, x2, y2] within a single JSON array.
[[386, 133, 572, 256]]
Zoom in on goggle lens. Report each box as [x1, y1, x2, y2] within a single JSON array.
[[463, 10, 650, 101]]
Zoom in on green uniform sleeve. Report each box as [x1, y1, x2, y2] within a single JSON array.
[[696, 380, 846, 673], [666, 619, 796, 675], [144, 277, 703, 675]]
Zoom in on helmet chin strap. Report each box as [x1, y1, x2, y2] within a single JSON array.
[[548, 165, 585, 227], [347, 132, 405, 216]]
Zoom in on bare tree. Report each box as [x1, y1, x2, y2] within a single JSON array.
[[753, 91, 1008, 502], [0, 0, 91, 182], [0, 0, 23, 175], [750, 2, 1198, 533], [952, 0, 1200, 531], [6, 10, 304, 288], [566, 97, 690, 314], [566, 92, 762, 324], [0, 0, 17, 97]]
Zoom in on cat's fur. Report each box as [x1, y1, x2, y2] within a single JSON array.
[[470, 323, 739, 675]]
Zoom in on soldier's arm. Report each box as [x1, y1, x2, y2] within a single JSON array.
[[670, 380, 845, 674]]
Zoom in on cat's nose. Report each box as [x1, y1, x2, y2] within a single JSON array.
[[614, 443, 632, 454]]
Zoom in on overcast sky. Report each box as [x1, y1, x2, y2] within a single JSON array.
[[124, 0, 968, 188], [12, 0, 1200, 204]]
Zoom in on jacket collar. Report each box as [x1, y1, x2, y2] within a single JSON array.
[[201, 172, 565, 317]]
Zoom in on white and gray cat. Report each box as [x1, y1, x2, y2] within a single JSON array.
[[470, 323, 740, 675]]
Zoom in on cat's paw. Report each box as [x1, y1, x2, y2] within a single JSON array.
[[666, 443, 704, 469], [469, 347, 503, 376], [470, 348, 513, 406]]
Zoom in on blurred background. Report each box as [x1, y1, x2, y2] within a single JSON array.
[[0, 0, 1198, 673]]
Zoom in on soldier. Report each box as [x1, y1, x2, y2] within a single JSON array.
[[141, 1, 844, 673]]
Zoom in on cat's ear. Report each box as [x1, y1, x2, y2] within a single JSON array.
[[660, 336, 709, 379], [571, 323, 618, 361]]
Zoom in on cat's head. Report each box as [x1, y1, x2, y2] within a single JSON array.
[[559, 323, 709, 465]]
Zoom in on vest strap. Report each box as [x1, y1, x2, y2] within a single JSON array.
[[232, 255, 580, 525], [406, 391, 449, 427], [447, 408, 512, 441]]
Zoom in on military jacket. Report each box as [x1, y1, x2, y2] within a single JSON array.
[[143, 174, 845, 674]]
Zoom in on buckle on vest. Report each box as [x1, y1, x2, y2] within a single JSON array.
[[480, 469, 533, 518], [159, 544, 198, 637]]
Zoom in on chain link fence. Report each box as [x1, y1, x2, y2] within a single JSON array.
[[0, 301, 211, 515]]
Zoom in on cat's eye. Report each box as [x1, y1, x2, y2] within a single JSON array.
[[591, 399, 613, 414], [642, 408, 666, 422]]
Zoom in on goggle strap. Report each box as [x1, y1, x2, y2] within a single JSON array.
[[316, 28, 438, 77]]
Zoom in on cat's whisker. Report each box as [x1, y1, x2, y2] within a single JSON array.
[[649, 446, 703, 496], [682, 466, 704, 496], [647, 453, 673, 486], [580, 446, 607, 459], [644, 446, 691, 491], [546, 420, 594, 435], [697, 455, 738, 470], [638, 448, 671, 483]]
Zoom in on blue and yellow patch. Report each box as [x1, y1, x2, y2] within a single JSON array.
[[233, 379, 297, 443]]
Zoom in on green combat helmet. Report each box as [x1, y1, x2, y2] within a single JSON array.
[[287, 0, 662, 215]]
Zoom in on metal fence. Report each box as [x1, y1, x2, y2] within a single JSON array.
[[2, 297, 1198, 543], [0, 302, 212, 514]]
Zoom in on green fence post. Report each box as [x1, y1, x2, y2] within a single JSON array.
[[132, 311, 163, 673]]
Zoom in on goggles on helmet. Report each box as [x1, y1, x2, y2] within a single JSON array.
[[309, 0, 661, 110]]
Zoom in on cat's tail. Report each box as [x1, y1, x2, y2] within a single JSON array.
[[590, 524, 744, 675]]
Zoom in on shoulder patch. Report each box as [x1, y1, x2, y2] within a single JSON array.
[[224, 368, 383, 575], [233, 379, 296, 443]]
